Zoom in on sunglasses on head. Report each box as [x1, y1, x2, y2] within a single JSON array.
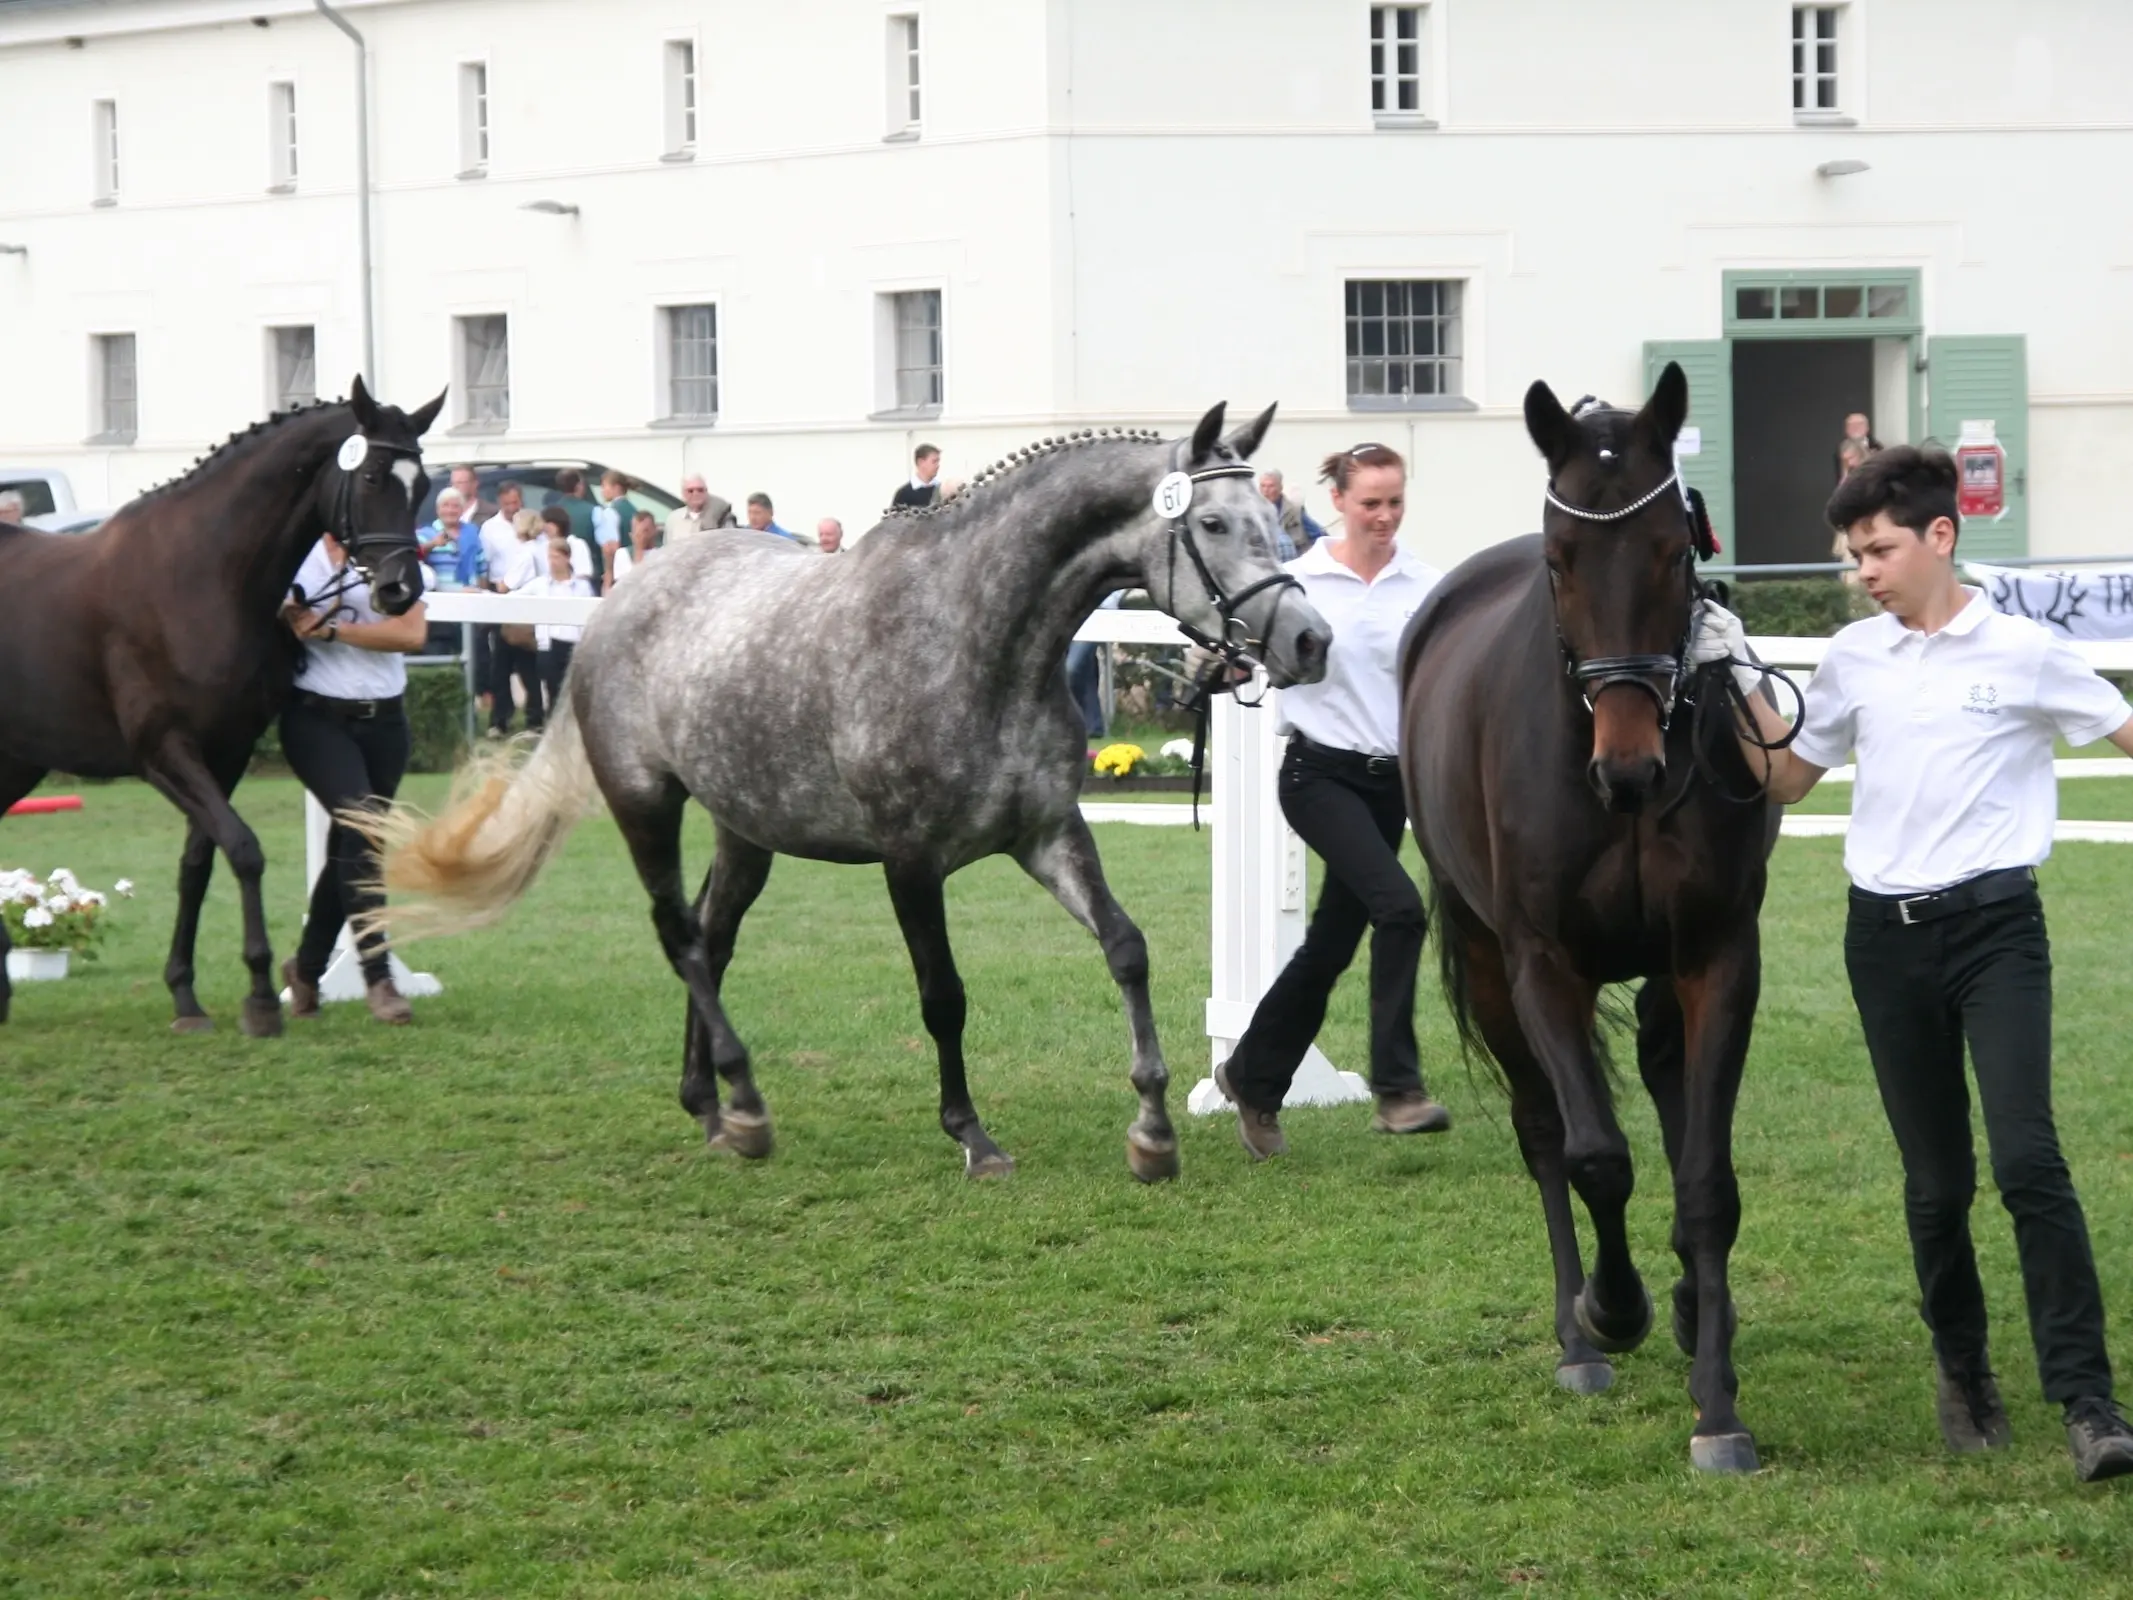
[[1345, 442, 1399, 462]]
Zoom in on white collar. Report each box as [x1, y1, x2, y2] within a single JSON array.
[[1293, 536, 1412, 582], [1880, 586, 1989, 649], [911, 475, 937, 492]]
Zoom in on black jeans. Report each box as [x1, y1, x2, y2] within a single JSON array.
[[1844, 884, 2114, 1403], [279, 700, 411, 988], [1224, 741, 1427, 1109], [490, 638, 543, 733], [538, 641, 575, 720]]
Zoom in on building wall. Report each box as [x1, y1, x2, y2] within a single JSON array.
[[2, 0, 2130, 567]]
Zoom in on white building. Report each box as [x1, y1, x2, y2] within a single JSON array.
[[2, 0, 2129, 565]]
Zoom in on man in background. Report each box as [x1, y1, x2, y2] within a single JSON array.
[[1834, 412, 1882, 482], [1258, 469, 1324, 559], [0, 490, 24, 526], [816, 517, 845, 554], [448, 463, 495, 530], [892, 443, 941, 511], [551, 469, 602, 585], [666, 474, 737, 542], [746, 493, 801, 543], [596, 469, 639, 587]]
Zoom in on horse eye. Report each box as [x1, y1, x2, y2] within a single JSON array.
[[1198, 515, 1223, 534]]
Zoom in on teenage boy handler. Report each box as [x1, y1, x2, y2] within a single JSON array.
[[1695, 445, 2133, 1483]]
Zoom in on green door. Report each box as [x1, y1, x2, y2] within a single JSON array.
[[1644, 340, 1733, 557], [1927, 335, 2028, 560]]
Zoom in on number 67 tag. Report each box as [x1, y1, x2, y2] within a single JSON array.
[[1152, 471, 1193, 519]]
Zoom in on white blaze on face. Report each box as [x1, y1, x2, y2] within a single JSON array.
[[391, 458, 421, 490]]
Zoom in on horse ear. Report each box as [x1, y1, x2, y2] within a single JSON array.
[[1523, 380, 1581, 473], [407, 388, 447, 436], [1222, 402, 1277, 461], [348, 374, 381, 430], [1188, 402, 1228, 464], [1633, 361, 1690, 454]]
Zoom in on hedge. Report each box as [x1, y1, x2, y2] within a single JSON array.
[[250, 664, 472, 776], [1724, 577, 1866, 639]]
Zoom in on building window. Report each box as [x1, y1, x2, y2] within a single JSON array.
[[268, 80, 299, 190], [1792, 6, 1841, 117], [663, 304, 718, 420], [1369, 5, 1431, 124], [92, 99, 120, 204], [1345, 279, 1462, 404], [663, 40, 697, 156], [458, 62, 489, 176], [92, 333, 137, 440], [884, 289, 942, 412], [1726, 272, 1918, 334], [886, 14, 921, 137], [457, 314, 509, 426], [270, 325, 316, 411]]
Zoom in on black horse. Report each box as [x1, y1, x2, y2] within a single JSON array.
[[1398, 364, 1780, 1473], [0, 378, 441, 1033]]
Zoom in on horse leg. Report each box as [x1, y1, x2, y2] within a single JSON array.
[[884, 860, 1010, 1179], [1014, 815, 1176, 1183], [1672, 935, 1761, 1475], [684, 829, 776, 1157], [162, 820, 219, 1031], [137, 741, 282, 1038], [1463, 925, 1616, 1392], [1634, 979, 1711, 1358], [1508, 943, 1651, 1357], [0, 756, 51, 1024]]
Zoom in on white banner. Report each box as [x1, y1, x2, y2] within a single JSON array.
[[1967, 562, 2133, 640]]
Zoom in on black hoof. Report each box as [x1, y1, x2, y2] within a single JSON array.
[[709, 1109, 774, 1161], [1671, 1282, 1740, 1357], [1690, 1431, 1760, 1475], [1127, 1129, 1179, 1184], [1574, 1280, 1654, 1356], [1556, 1360, 1614, 1395], [240, 998, 284, 1039], [171, 1014, 215, 1035]]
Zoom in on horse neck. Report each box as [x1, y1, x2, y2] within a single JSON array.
[[166, 407, 352, 619]]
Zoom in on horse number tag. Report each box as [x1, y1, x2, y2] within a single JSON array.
[[337, 434, 370, 472], [1153, 472, 1193, 520]]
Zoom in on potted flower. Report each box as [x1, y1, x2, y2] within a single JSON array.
[[1, 868, 131, 981]]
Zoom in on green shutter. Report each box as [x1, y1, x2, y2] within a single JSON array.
[[1927, 335, 2028, 560], [1644, 340, 1733, 557]]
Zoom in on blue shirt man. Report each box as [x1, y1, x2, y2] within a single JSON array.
[[745, 493, 801, 543]]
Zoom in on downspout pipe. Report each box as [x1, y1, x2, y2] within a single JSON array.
[[313, 0, 375, 385]]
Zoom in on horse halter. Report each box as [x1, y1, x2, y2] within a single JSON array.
[[1163, 458, 1303, 708], [1544, 466, 1699, 724], [299, 436, 428, 616]]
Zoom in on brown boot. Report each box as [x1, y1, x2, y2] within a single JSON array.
[[1372, 1089, 1452, 1134], [364, 976, 412, 1025], [1214, 1061, 1287, 1161], [282, 957, 321, 1020]]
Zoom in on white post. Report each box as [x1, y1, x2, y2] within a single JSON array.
[[1186, 674, 1367, 1115], [296, 789, 442, 1002]]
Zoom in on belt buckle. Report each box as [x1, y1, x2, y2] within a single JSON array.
[[352, 698, 376, 720], [1366, 755, 1394, 777], [1896, 894, 1931, 926]]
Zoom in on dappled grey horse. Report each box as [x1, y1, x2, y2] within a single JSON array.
[[370, 403, 1329, 1180]]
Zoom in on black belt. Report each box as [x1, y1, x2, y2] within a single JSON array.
[[1850, 866, 2037, 927], [294, 690, 404, 722], [1290, 736, 1399, 779]]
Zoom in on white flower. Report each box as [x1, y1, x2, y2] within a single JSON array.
[[44, 895, 72, 915], [22, 907, 52, 929], [114, 879, 135, 897], [78, 891, 106, 908], [46, 868, 80, 894], [1161, 738, 1196, 762]]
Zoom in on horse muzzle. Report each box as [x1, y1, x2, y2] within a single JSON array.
[[1588, 751, 1666, 813], [365, 547, 425, 616], [1258, 598, 1331, 690]]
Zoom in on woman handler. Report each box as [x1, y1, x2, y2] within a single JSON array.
[[1214, 443, 1451, 1159]]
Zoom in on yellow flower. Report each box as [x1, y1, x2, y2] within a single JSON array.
[[1093, 742, 1145, 778]]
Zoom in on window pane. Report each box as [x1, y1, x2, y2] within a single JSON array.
[[1867, 284, 1909, 319], [1823, 285, 1864, 318], [1735, 286, 1775, 320], [1817, 7, 1836, 40], [1791, 7, 1806, 45], [1817, 77, 1837, 109], [1397, 78, 1418, 111], [1370, 7, 1385, 41], [1778, 286, 1819, 319], [1396, 7, 1417, 40], [1359, 281, 1383, 317]]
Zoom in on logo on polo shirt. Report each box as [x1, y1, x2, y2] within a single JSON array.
[[1964, 683, 2001, 716]]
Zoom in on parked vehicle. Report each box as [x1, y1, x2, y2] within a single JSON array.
[[25, 508, 112, 536], [413, 459, 683, 527], [0, 468, 80, 520]]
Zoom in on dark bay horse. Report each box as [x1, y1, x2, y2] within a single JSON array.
[[1398, 364, 1779, 1473], [0, 378, 441, 1033], [366, 403, 1329, 1181]]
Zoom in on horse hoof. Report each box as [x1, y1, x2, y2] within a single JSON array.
[[709, 1111, 774, 1161], [240, 999, 284, 1039], [965, 1148, 1016, 1181], [1556, 1360, 1614, 1395], [1574, 1282, 1654, 1355], [1690, 1431, 1761, 1475], [1126, 1131, 1179, 1184], [171, 1014, 215, 1035]]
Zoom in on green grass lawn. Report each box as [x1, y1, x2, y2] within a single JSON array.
[[5, 777, 2133, 1598]]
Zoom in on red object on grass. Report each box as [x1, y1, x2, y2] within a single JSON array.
[[5, 796, 83, 816]]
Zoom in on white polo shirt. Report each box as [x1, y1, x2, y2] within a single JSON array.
[[1274, 538, 1443, 758], [1790, 588, 2131, 895], [290, 540, 408, 701]]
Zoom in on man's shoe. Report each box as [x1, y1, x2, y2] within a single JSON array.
[[2065, 1396, 2133, 1483], [1936, 1363, 2012, 1453], [364, 978, 413, 1026], [1372, 1089, 1452, 1134], [282, 957, 321, 1020], [1214, 1061, 1286, 1161]]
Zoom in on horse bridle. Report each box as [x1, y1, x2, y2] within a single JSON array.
[[1162, 457, 1303, 709], [298, 438, 428, 616], [1544, 467, 1700, 727]]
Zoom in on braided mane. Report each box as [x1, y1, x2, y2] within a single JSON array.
[[131, 398, 349, 507], [875, 426, 1167, 531]]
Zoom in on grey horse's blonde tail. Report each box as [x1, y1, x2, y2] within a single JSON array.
[[348, 698, 600, 942]]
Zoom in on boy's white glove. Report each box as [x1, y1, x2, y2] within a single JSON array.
[[1691, 601, 1765, 701]]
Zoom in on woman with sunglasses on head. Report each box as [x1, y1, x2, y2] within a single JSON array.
[[277, 531, 430, 1025], [1214, 442, 1451, 1159]]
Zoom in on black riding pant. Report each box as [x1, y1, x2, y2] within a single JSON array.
[[538, 641, 575, 721], [279, 699, 411, 989], [1844, 881, 2114, 1404], [1223, 740, 1427, 1109]]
